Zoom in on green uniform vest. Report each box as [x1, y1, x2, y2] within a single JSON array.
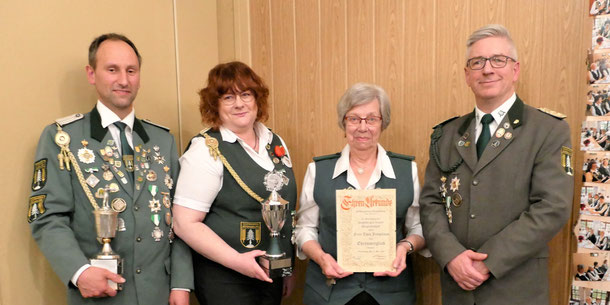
[[198, 130, 296, 257], [303, 152, 416, 305]]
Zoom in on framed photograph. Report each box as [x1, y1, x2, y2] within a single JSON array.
[[591, 0, 610, 16], [573, 252, 610, 289], [589, 51, 610, 84], [581, 120, 610, 151], [576, 215, 610, 252], [587, 84, 610, 117], [569, 285, 610, 305], [580, 183, 610, 216], [583, 152, 610, 183], [594, 16, 610, 50]]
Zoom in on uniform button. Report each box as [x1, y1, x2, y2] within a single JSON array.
[[136, 268, 141, 274], [470, 214, 476, 219], [136, 236, 142, 242], [472, 180, 479, 186], [134, 205, 139, 211]]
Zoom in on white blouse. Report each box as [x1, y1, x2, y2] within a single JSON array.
[[295, 144, 424, 260]]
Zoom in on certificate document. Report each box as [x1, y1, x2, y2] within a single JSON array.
[[336, 188, 396, 272]]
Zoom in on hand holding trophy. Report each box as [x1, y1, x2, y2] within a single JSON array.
[[258, 170, 292, 278], [91, 185, 123, 290]]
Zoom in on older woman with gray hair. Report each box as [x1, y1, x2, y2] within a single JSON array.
[[295, 83, 426, 305]]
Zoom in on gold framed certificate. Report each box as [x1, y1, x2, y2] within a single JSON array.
[[336, 189, 396, 272]]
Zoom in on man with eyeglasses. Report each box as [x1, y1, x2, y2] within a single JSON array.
[[420, 24, 573, 305]]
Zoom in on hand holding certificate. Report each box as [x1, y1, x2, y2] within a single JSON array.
[[336, 189, 396, 272]]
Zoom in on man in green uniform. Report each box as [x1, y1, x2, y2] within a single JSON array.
[[420, 24, 573, 305], [28, 33, 193, 305]]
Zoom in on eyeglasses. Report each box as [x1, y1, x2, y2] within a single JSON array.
[[344, 115, 382, 126], [219, 91, 255, 106], [466, 55, 516, 70]]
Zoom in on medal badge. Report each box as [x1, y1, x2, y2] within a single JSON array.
[[503, 122, 510, 129], [149, 199, 161, 213], [161, 192, 171, 209], [464, 141, 471, 147], [95, 188, 105, 198], [164, 174, 173, 190], [111, 198, 127, 213], [147, 170, 157, 182], [491, 140, 500, 148], [450, 176, 460, 192], [152, 227, 163, 242], [86, 174, 100, 188], [458, 140, 465, 147], [439, 176, 452, 223], [78, 140, 95, 164], [504, 132, 512, 140], [165, 212, 172, 226], [108, 183, 120, 193], [240, 222, 262, 248], [495, 128, 505, 138]]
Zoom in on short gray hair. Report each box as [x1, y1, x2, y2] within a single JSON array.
[[466, 24, 517, 61], [337, 83, 391, 131]]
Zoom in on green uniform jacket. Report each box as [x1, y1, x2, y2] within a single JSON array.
[[419, 97, 573, 305], [28, 107, 193, 305]]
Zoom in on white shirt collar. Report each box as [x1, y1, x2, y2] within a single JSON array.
[[96, 100, 135, 130], [219, 122, 273, 145], [474, 93, 516, 125], [332, 144, 396, 188]]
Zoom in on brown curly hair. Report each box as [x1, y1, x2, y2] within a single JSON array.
[[198, 61, 269, 129]]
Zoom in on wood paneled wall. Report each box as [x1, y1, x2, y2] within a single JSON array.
[[226, 1, 594, 304]]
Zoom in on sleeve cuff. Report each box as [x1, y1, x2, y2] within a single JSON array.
[[71, 264, 91, 287]]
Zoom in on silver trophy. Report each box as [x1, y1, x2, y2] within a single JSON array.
[[91, 185, 123, 290], [258, 170, 292, 278]]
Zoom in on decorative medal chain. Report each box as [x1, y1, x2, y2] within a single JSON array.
[[201, 131, 264, 203], [54, 124, 100, 210]]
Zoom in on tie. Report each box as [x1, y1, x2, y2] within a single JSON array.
[[476, 114, 494, 159], [113, 122, 134, 179]]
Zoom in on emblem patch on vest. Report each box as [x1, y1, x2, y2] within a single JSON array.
[[561, 146, 573, 176], [28, 194, 47, 223], [32, 159, 47, 191], [240, 222, 261, 248]]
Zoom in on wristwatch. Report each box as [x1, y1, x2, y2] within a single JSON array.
[[404, 240, 414, 255]]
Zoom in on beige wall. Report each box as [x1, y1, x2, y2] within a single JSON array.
[[0, 1, 217, 304]]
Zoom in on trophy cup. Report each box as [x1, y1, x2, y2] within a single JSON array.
[[258, 170, 292, 278], [91, 185, 123, 290]]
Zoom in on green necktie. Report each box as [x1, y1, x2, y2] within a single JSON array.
[[476, 114, 494, 159], [113, 122, 134, 180]]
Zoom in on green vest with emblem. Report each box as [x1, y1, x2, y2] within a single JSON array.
[[197, 130, 296, 259], [303, 152, 416, 305]]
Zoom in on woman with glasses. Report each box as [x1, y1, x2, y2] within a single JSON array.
[[172, 61, 296, 305], [295, 83, 426, 305]]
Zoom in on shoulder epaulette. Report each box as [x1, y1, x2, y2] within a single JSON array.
[[538, 107, 566, 120], [313, 153, 340, 162], [386, 151, 414, 161], [198, 127, 211, 136], [433, 116, 459, 129], [55, 113, 84, 126], [142, 119, 170, 132]]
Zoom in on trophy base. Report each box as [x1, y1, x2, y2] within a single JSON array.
[[258, 256, 292, 278], [90, 256, 124, 291]]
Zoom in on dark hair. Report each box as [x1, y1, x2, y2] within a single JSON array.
[[198, 61, 269, 129], [88, 33, 141, 69]]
